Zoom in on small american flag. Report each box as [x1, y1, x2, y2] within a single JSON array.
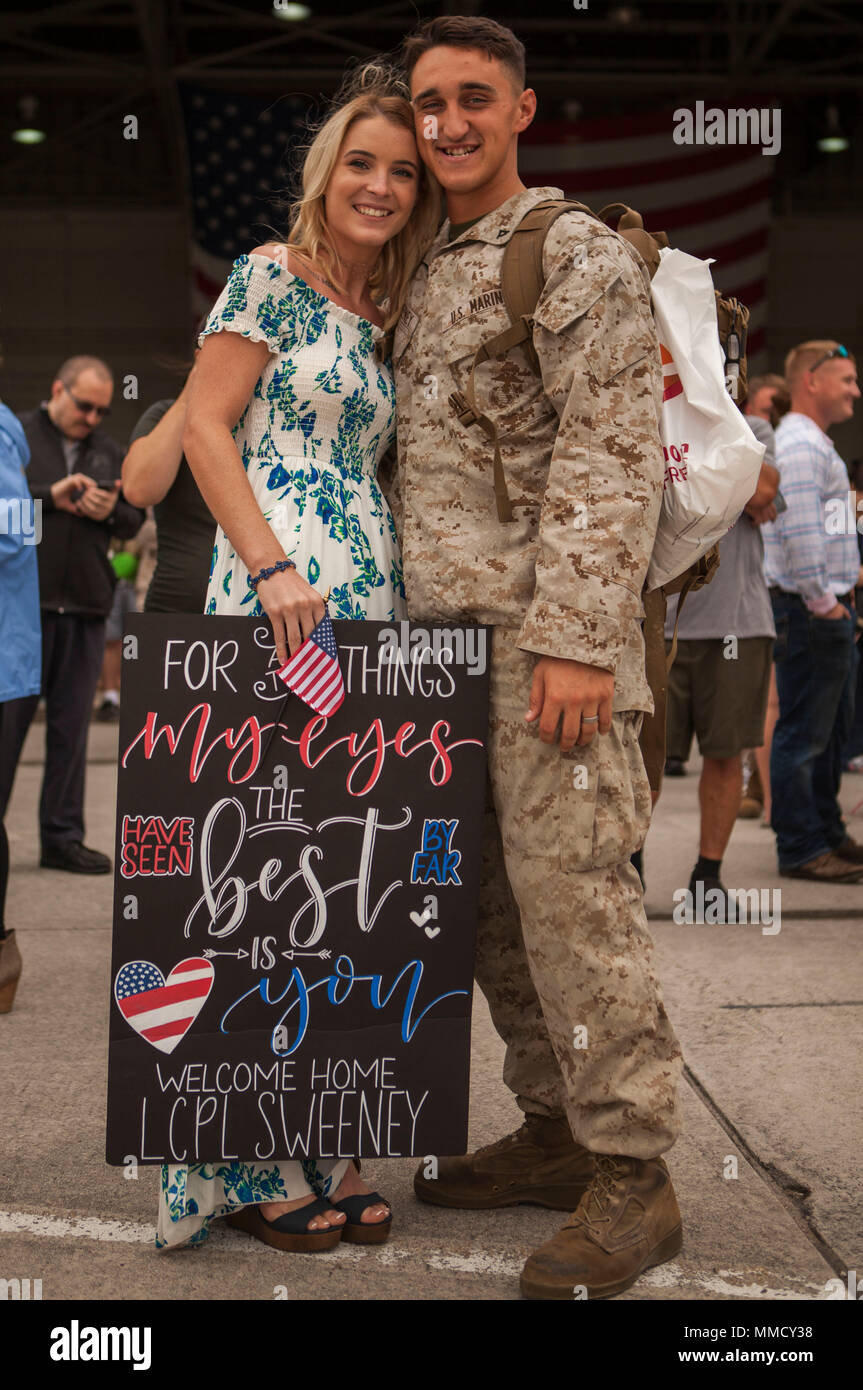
[[115, 958, 214, 1055], [276, 611, 345, 717]]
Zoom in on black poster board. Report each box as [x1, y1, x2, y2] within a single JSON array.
[[106, 615, 490, 1165]]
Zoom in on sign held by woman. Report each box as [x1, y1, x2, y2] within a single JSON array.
[[106, 613, 489, 1165]]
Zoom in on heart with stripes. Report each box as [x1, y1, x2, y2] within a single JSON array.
[[114, 957, 214, 1055]]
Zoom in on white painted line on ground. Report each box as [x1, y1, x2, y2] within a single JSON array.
[[639, 1261, 826, 1300], [0, 1210, 153, 1244], [0, 1208, 832, 1296]]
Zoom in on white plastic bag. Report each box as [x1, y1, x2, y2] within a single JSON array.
[[646, 247, 765, 591]]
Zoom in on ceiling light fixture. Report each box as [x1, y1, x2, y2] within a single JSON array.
[[817, 104, 849, 154], [272, 1, 312, 19], [11, 95, 46, 145]]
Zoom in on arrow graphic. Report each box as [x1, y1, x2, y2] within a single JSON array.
[[202, 948, 249, 960], [281, 949, 332, 961]]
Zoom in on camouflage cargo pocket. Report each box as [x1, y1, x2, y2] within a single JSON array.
[[559, 712, 650, 873]]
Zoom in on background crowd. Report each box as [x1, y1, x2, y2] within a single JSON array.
[[659, 344, 862, 900]]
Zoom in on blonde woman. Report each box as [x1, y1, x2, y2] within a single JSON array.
[[158, 68, 440, 1254]]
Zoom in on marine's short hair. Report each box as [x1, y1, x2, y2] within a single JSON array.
[[401, 15, 526, 92]]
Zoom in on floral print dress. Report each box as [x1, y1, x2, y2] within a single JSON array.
[[203, 251, 406, 622], [157, 251, 406, 1251]]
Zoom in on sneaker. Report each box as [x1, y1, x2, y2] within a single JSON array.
[[832, 836, 863, 864], [664, 757, 686, 777], [780, 852, 863, 883], [95, 699, 120, 723]]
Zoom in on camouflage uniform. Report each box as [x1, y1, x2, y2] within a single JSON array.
[[390, 186, 682, 1157]]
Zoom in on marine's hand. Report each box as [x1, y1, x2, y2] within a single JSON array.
[[257, 567, 326, 665], [525, 655, 614, 751]]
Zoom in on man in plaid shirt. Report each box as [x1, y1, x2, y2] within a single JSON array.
[[762, 340, 862, 880]]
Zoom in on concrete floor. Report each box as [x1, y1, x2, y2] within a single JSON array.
[[0, 721, 860, 1301]]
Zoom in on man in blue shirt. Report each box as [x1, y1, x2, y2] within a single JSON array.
[[762, 341, 863, 879], [0, 398, 39, 1011], [0, 357, 144, 875]]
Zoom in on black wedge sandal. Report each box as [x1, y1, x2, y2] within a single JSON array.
[[328, 1191, 392, 1245], [226, 1198, 344, 1252]]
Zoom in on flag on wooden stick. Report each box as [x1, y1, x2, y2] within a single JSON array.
[[276, 610, 345, 716]]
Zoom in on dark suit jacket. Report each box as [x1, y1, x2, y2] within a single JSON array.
[[19, 405, 144, 617]]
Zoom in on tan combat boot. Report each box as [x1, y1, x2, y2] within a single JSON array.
[[414, 1115, 595, 1210], [520, 1152, 682, 1299]]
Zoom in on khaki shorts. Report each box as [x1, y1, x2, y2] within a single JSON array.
[[106, 579, 138, 643], [665, 635, 774, 760]]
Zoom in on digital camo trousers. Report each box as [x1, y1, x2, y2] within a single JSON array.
[[474, 628, 683, 1158]]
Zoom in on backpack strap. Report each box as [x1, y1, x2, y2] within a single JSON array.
[[714, 294, 750, 402], [449, 198, 672, 523], [663, 546, 721, 672], [499, 199, 599, 369], [639, 588, 669, 794], [448, 199, 597, 523], [639, 545, 721, 794], [597, 204, 669, 280]]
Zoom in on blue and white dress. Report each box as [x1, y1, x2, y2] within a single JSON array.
[[203, 251, 406, 622], [156, 250, 406, 1250]]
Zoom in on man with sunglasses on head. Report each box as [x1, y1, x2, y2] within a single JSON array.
[[762, 340, 863, 882], [0, 356, 144, 874]]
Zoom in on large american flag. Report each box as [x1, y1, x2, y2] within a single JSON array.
[[183, 95, 773, 360], [277, 610, 345, 717], [182, 86, 311, 318], [521, 109, 773, 365]]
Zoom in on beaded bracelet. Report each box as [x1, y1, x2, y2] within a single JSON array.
[[249, 558, 296, 591]]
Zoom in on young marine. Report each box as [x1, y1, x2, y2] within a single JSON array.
[[391, 16, 684, 1300]]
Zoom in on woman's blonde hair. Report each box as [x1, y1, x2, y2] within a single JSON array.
[[285, 62, 441, 330]]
